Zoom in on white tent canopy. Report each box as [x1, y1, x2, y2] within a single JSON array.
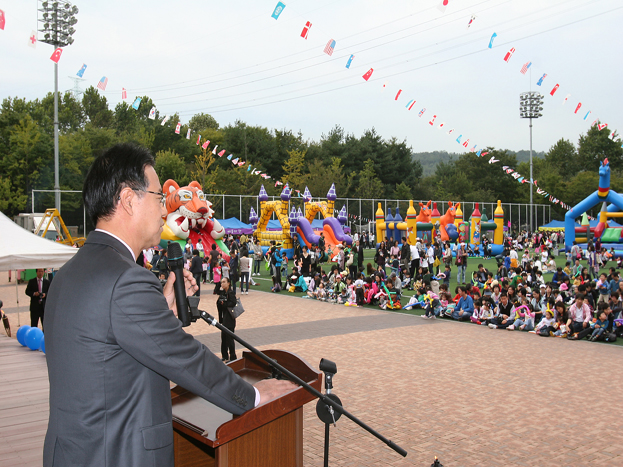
[[0, 211, 78, 271]]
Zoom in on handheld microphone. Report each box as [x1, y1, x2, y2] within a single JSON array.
[[167, 241, 191, 327]]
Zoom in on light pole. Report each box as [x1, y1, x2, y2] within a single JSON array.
[[519, 91, 543, 233], [38, 0, 79, 213]]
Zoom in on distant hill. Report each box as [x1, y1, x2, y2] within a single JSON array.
[[413, 150, 546, 176]]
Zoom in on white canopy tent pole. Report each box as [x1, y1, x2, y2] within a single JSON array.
[[14, 271, 21, 327]]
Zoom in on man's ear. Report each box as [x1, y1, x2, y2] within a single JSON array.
[[118, 187, 135, 216]]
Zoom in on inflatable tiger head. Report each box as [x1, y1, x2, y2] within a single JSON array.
[[161, 180, 225, 241]]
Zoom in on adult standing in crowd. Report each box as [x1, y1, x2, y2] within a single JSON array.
[[190, 249, 203, 296], [252, 239, 263, 276], [239, 252, 251, 294], [25, 268, 50, 330]]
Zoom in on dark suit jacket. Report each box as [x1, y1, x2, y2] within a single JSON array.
[[190, 255, 203, 274], [25, 276, 50, 312], [43, 231, 255, 467]]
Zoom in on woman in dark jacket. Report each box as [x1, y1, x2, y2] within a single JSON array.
[[216, 277, 237, 362]]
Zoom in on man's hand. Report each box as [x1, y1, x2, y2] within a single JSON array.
[[254, 379, 297, 406], [163, 270, 198, 316]]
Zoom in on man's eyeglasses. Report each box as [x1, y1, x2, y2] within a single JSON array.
[[133, 189, 166, 206]]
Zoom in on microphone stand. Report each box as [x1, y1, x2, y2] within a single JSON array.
[[199, 310, 408, 462]]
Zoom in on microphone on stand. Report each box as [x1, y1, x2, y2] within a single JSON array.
[[167, 241, 191, 327]]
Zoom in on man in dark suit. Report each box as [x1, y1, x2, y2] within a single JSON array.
[[25, 268, 50, 329], [189, 249, 203, 296], [43, 143, 293, 467]]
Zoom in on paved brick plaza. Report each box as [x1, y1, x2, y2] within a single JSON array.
[[2, 279, 623, 466]]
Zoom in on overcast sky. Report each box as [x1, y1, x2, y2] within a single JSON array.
[[1, 0, 621, 155]]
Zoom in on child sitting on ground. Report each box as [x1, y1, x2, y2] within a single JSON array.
[[589, 310, 609, 342], [507, 301, 535, 331], [534, 306, 556, 336]]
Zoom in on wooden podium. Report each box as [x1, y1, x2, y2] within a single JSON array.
[[171, 349, 322, 467]]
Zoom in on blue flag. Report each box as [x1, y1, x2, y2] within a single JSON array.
[[271, 2, 285, 19], [76, 63, 87, 78], [345, 54, 354, 69], [132, 97, 142, 110], [536, 73, 547, 86], [488, 32, 497, 49]]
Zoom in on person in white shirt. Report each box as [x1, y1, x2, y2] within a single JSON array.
[[409, 241, 420, 278]]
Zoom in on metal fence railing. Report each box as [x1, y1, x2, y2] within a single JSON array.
[[30, 190, 552, 235]]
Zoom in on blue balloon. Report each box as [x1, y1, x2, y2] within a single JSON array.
[[39, 335, 46, 354], [16, 325, 31, 347], [26, 327, 44, 351]]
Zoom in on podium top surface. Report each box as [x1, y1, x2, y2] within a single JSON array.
[[171, 349, 322, 447]]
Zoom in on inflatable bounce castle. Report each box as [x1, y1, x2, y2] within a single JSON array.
[[564, 159, 623, 258], [252, 183, 353, 257], [375, 199, 505, 255], [159, 179, 231, 260]]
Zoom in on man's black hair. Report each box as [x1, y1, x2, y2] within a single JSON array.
[[83, 143, 155, 225]]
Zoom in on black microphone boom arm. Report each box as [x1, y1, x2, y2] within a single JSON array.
[[199, 311, 407, 458]]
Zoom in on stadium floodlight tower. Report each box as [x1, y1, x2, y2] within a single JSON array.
[[519, 91, 544, 233], [38, 1, 79, 212]]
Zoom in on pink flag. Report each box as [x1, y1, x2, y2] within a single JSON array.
[[301, 21, 311, 39], [503, 47, 515, 62], [550, 84, 559, 96], [50, 48, 63, 63], [175, 122, 181, 134], [28, 30, 37, 48], [395, 89, 402, 100], [121, 88, 127, 100], [362, 68, 374, 81], [0, 9, 5, 30], [574, 103, 582, 114], [196, 135, 201, 145], [202, 139, 210, 150], [218, 149, 226, 157]]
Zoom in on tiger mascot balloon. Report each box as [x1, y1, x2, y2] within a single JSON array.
[[160, 180, 229, 260]]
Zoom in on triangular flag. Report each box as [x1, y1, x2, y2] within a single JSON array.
[[202, 139, 210, 149], [429, 115, 437, 125], [362, 68, 374, 81], [161, 115, 170, 126], [148, 106, 156, 120], [247, 165, 252, 172], [186, 128, 191, 139], [28, 30, 37, 48], [196, 135, 201, 145], [488, 156, 499, 163], [50, 48, 63, 63], [0, 9, 5, 30], [77, 63, 87, 77], [231, 158, 239, 164], [227, 154, 233, 160], [395, 89, 402, 100], [345, 54, 354, 69], [175, 122, 181, 134], [132, 97, 142, 110], [212, 145, 219, 154], [598, 123, 608, 131], [218, 149, 226, 157], [121, 88, 127, 100]]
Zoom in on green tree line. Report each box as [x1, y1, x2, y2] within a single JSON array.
[[1, 88, 621, 223]]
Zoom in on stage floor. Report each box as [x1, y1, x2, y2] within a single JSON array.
[[2, 283, 623, 466]]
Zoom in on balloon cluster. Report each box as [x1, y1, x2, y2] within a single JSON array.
[[16, 326, 45, 353]]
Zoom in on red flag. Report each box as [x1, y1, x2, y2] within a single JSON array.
[[175, 122, 181, 134], [0, 9, 5, 31], [50, 48, 63, 63], [218, 149, 226, 157], [196, 135, 201, 145], [550, 84, 559, 96], [362, 68, 374, 81], [121, 88, 127, 100], [503, 47, 515, 62], [574, 103, 582, 114], [202, 139, 210, 150], [598, 123, 608, 131], [301, 21, 311, 39], [395, 89, 402, 100]]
